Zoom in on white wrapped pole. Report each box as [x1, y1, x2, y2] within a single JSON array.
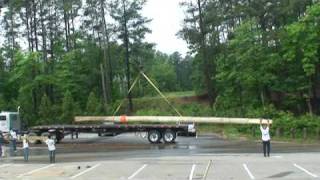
[[74, 116, 272, 124]]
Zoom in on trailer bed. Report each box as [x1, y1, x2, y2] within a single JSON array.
[[29, 123, 192, 143]]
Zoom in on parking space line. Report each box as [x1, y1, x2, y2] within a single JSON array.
[[128, 164, 147, 180], [202, 160, 212, 180], [294, 163, 318, 178], [0, 164, 12, 168], [70, 163, 101, 179], [17, 164, 55, 178], [189, 164, 196, 180], [243, 163, 255, 180]]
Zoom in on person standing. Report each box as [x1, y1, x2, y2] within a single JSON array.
[[9, 129, 17, 155], [0, 131, 4, 158], [260, 119, 271, 157], [22, 134, 29, 162], [45, 135, 56, 163]]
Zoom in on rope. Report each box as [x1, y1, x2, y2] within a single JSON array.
[[140, 71, 183, 117], [112, 74, 140, 116], [112, 71, 183, 118]]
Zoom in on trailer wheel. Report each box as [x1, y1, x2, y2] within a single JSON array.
[[162, 129, 176, 143], [148, 130, 161, 143]]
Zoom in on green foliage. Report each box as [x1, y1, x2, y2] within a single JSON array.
[[60, 91, 75, 124], [0, 95, 5, 110], [86, 91, 102, 115], [1, 0, 320, 128], [38, 94, 54, 125]]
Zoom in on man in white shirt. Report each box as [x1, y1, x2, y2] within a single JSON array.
[[260, 119, 271, 157], [45, 135, 56, 163]]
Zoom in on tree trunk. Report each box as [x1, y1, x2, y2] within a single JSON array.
[[40, 0, 50, 97], [100, 0, 112, 103], [32, 0, 38, 51], [25, 5, 32, 51], [123, 0, 133, 112], [63, 0, 69, 51], [9, 5, 15, 62], [197, 0, 215, 107], [100, 64, 108, 111]]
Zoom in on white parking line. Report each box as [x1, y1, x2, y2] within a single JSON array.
[[128, 164, 147, 180], [17, 164, 55, 178], [0, 164, 12, 168], [272, 155, 283, 159], [294, 163, 318, 178], [243, 163, 255, 180], [189, 164, 196, 180], [70, 163, 101, 179]]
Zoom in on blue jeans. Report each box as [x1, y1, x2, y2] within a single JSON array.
[[9, 140, 16, 156], [49, 150, 55, 163], [24, 148, 29, 162], [262, 140, 271, 157]]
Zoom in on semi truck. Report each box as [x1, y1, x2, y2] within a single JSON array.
[[0, 111, 196, 144]]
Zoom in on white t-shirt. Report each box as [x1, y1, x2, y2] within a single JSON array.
[[45, 139, 56, 151], [260, 126, 270, 141], [23, 139, 29, 149], [10, 131, 17, 140]]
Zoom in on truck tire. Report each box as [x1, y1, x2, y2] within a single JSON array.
[[55, 131, 64, 144], [162, 129, 176, 143], [148, 130, 161, 143]]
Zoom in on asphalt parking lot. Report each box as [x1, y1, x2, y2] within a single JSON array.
[[0, 153, 320, 179], [1, 133, 320, 179]]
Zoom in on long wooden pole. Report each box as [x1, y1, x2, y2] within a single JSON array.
[[74, 116, 272, 124]]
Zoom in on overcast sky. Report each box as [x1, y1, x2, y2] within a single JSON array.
[[142, 0, 189, 56]]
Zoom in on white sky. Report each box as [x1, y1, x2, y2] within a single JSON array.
[[142, 0, 189, 56]]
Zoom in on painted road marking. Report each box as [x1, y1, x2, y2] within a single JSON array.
[[243, 163, 255, 180], [272, 155, 283, 158], [189, 164, 196, 180], [17, 164, 55, 178], [0, 164, 12, 168], [128, 164, 147, 180], [294, 163, 318, 178], [70, 163, 101, 179], [202, 160, 212, 180]]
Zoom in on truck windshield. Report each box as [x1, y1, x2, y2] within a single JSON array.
[[0, 116, 6, 121]]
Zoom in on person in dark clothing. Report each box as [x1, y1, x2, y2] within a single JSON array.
[[0, 131, 4, 158]]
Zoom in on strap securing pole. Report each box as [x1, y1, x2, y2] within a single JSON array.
[[140, 71, 183, 117]]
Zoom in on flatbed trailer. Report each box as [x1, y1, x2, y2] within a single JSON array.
[[29, 123, 194, 144]]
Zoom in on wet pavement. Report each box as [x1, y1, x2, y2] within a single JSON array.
[[2, 133, 320, 162], [0, 133, 320, 179]]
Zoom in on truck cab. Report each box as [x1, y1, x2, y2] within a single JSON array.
[[0, 111, 21, 133]]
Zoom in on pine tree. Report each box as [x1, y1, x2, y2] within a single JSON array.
[[60, 91, 74, 124], [110, 0, 151, 112], [39, 94, 53, 124], [86, 91, 102, 115]]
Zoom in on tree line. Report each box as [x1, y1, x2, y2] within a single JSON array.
[[179, 0, 320, 117], [0, 0, 320, 126], [0, 0, 192, 125]]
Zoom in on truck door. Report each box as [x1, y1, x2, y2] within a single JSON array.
[[9, 113, 20, 131], [0, 115, 8, 132]]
